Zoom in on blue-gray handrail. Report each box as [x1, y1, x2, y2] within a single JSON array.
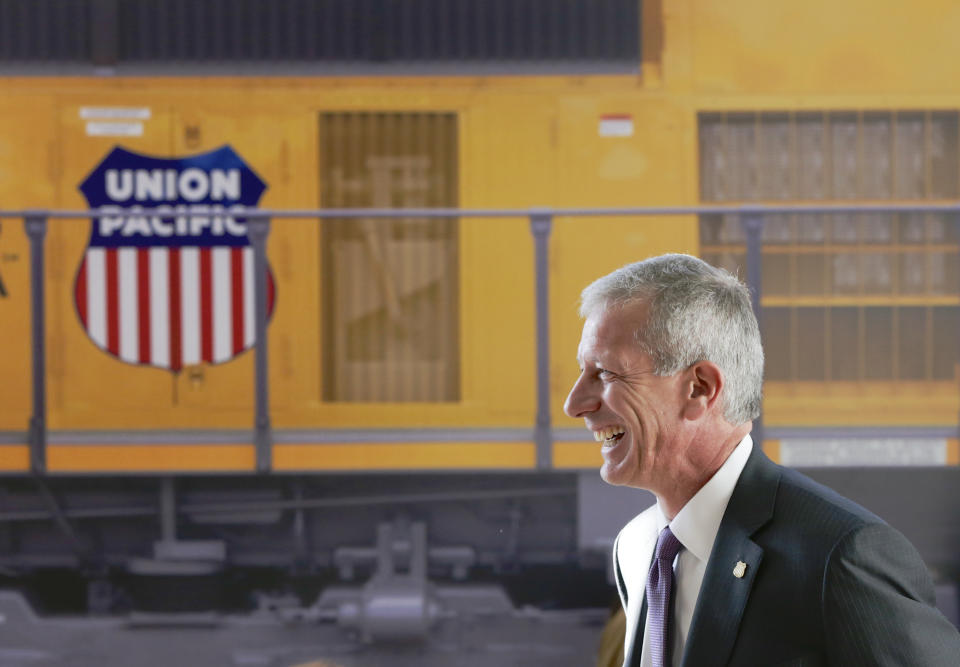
[[4, 202, 960, 474]]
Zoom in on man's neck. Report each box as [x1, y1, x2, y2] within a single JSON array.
[[657, 423, 752, 520]]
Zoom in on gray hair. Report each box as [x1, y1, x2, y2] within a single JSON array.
[[579, 254, 763, 424]]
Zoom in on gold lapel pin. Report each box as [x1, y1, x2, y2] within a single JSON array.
[[733, 561, 747, 578]]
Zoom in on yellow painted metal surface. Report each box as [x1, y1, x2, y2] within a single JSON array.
[[761, 440, 782, 464], [553, 442, 603, 469], [273, 442, 535, 471], [0, 445, 29, 472], [46, 444, 256, 473], [0, 101, 57, 430], [685, 0, 960, 96], [2, 1, 960, 464], [764, 382, 960, 426]]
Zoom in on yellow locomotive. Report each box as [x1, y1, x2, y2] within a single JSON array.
[[0, 0, 957, 652]]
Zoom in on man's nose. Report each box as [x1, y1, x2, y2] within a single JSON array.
[[563, 375, 600, 419]]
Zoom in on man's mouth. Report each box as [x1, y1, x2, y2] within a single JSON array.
[[594, 426, 626, 445]]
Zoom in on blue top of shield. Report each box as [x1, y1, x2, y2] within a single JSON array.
[[79, 145, 268, 248]]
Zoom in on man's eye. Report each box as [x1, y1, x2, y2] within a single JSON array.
[[598, 368, 615, 379]]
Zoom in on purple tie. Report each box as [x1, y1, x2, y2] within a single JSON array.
[[646, 526, 683, 667]]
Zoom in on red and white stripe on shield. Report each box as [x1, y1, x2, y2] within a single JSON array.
[[74, 246, 276, 371]]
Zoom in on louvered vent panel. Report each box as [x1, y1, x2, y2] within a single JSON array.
[[1, 0, 639, 66], [118, 0, 637, 63], [0, 0, 91, 62], [320, 112, 460, 403]]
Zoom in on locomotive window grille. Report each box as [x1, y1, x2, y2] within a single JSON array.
[[319, 112, 459, 403], [0, 0, 91, 62], [0, 0, 639, 69], [698, 110, 960, 383]]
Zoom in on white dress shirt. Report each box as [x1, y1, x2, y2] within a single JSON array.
[[637, 435, 753, 667]]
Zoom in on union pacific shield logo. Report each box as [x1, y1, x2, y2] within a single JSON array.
[[76, 145, 275, 371]]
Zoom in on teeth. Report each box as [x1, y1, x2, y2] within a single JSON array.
[[594, 426, 626, 441]]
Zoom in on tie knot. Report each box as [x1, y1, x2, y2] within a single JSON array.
[[655, 526, 683, 562]]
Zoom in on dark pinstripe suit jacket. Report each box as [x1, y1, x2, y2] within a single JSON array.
[[613, 446, 960, 666]]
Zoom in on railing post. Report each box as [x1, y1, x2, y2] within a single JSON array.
[[247, 215, 272, 473], [741, 210, 764, 449], [530, 209, 553, 469], [956, 210, 960, 443], [24, 212, 48, 474]]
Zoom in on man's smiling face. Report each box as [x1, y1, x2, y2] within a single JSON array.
[[563, 300, 688, 490]]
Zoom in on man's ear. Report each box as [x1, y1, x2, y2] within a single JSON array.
[[682, 361, 724, 420]]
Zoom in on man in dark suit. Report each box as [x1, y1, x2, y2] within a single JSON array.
[[564, 254, 960, 666]]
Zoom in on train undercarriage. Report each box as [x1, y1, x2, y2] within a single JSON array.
[[1, 466, 958, 665]]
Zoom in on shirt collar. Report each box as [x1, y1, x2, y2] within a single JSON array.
[[654, 434, 754, 562]]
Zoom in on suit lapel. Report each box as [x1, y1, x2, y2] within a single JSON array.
[[681, 527, 764, 666], [620, 509, 660, 665], [623, 596, 649, 667], [624, 568, 650, 665], [680, 447, 780, 667]]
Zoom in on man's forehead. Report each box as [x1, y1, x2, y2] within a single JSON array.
[[578, 301, 648, 359]]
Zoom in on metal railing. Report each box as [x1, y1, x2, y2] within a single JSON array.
[[4, 202, 960, 474]]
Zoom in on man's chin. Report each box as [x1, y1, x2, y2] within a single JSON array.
[[599, 463, 630, 487], [599, 439, 631, 484]]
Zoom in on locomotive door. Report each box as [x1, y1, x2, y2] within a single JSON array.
[[51, 101, 180, 429], [168, 106, 321, 417]]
